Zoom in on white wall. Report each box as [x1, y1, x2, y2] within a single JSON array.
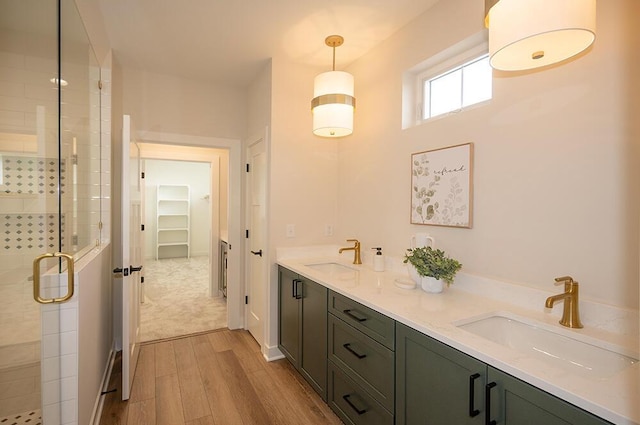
[[270, 57, 340, 249], [122, 68, 246, 140], [336, 0, 639, 309], [247, 61, 272, 142], [77, 245, 112, 425], [144, 159, 212, 258], [262, 58, 341, 353]]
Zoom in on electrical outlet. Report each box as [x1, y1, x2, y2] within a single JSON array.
[[286, 224, 296, 238], [324, 224, 333, 236]]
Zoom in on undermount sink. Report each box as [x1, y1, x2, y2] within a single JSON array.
[[305, 262, 358, 279], [456, 313, 638, 379]]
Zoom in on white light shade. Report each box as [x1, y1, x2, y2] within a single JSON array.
[[312, 70, 355, 138], [487, 0, 596, 71]]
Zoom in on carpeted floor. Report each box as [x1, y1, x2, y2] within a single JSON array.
[[140, 256, 227, 342]]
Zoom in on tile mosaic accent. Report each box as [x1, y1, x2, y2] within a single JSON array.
[[2, 214, 65, 251], [1, 156, 66, 196]]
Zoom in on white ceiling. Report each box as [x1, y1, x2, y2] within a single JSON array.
[[97, 0, 440, 87]]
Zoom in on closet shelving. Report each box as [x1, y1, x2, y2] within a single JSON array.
[[156, 184, 190, 259]]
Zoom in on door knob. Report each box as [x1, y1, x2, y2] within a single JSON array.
[[250, 249, 263, 257], [130, 265, 143, 272]]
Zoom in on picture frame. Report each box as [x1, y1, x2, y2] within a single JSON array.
[[410, 143, 473, 228]]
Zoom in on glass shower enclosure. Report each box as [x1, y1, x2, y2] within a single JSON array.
[[0, 0, 102, 423]]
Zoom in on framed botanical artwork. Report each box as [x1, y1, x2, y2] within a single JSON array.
[[410, 143, 473, 228]]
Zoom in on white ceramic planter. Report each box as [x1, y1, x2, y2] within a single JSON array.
[[407, 264, 445, 293], [421, 276, 444, 293]]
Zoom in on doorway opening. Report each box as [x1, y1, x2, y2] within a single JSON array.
[[138, 143, 231, 342]]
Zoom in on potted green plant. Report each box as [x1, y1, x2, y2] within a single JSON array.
[[403, 246, 462, 293]]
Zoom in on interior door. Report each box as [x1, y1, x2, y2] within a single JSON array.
[[120, 115, 143, 400], [246, 134, 267, 346]]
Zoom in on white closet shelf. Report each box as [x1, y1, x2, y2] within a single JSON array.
[[156, 184, 190, 260]]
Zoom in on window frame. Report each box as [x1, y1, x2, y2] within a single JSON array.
[[416, 42, 492, 123]]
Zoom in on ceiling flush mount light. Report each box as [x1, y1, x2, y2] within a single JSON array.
[[484, 0, 596, 71], [311, 35, 355, 138]]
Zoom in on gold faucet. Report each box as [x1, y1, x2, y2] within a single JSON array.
[[545, 276, 583, 328], [339, 239, 362, 264]]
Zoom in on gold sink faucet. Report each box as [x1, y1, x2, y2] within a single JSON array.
[[545, 276, 583, 328], [339, 239, 362, 264]]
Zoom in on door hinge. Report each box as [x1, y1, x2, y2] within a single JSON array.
[[98, 80, 103, 90], [245, 295, 248, 304], [141, 171, 145, 178], [246, 163, 250, 172], [245, 229, 249, 238], [141, 224, 145, 231]]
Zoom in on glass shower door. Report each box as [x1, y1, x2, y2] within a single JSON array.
[[0, 0, 101, 423]]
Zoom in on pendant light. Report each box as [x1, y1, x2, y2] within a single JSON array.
[[484, 0, 596, 71], [311, 35, 356, 138]]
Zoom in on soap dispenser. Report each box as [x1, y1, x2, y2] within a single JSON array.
[[372, 247, 385, 272]]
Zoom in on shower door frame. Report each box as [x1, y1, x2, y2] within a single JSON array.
[[0, 0, 104, 423]]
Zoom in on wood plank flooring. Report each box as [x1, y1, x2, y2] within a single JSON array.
[[100, 329, 342, 425]]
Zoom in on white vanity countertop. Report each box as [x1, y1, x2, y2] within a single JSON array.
[[277, 250, 640, 425]]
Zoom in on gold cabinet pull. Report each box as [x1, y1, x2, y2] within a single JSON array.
[[32, 252, 75, 304]]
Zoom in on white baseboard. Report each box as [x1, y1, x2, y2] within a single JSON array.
[[263, 343, 284, 362], [90, 344, 116, 425]]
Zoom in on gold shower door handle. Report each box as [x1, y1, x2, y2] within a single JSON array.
[[32, 252, 75, 304]]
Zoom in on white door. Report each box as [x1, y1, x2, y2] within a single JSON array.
[[120, 115, 143, 400], [246, 134, 267, 346]]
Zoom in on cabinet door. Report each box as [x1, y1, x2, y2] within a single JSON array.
[[486, 367, 612, 425], [396, 323, 485, 425], [300, 277, 328, 400], [278, 267, 300, 365]]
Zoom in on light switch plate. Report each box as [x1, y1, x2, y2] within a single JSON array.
[[286, 224, 295, 238], [324, 224, 333, 236]]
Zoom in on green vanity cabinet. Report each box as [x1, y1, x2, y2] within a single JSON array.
[[327, 290, 395, 425], [278, 267, 300, 364], [485, 367, 612, 425], [396, 323, 612, 425], [278, 266, 328, 400], [396, 323, 485, 425], [278, 266, 613, 425]]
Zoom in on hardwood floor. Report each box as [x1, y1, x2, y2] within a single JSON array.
[[100, 329, 342, 425]]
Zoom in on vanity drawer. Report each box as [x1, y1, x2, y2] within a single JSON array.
[[329, 290, 395, 350], [328, 361, 393, 425], [328, 314, 394, 412]]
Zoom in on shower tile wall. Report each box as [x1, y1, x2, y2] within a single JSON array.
[[0, 155, 66, 270], [0, 155, 65, 379], [1, 156, 66, 196]]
